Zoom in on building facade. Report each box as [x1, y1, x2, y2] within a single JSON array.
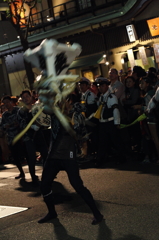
[[0, 0, 159, 96]]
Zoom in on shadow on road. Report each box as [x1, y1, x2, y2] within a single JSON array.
[[15, 179, 73, 204], [50, 218, 145, 240], [79, 157, 159, 176], [52, 218, 84, 240]]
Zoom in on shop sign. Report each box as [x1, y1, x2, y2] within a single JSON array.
[[127, 49, 135, 68], [153, 43, 159, 63], [126, 25, 137, 42], [138, 46, 148, 66], [147, 17, 159, 36]]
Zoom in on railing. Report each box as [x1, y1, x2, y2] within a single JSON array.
[[25, 0, 128, 35]]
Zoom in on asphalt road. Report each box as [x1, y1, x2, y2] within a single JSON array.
[[0, 159, 159, 240]]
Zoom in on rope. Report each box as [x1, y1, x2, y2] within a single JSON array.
[[12, 107, 44, 145], [120, 113, 147, 129]]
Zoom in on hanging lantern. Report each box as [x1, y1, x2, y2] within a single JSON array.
[[10, 0, 30, 28]]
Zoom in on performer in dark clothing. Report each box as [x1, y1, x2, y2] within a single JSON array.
[[38, 97, 103, 225], [22, 37, 103, 224], [0, 95, 25, 179], [17, 90, 48, 184]]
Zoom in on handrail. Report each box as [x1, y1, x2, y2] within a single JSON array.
[[25, 0, 128, 34]]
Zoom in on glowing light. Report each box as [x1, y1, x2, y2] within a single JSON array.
[[10, 1, 30, 28], [47, 17, 53, 22], [36, 74, 42, 82], [121, 58, 124, 64], [66, 42, 71, 47]]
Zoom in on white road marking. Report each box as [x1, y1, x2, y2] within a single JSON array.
[[0, 206, 28, 219]]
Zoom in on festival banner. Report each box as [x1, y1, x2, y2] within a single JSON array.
[[127, 49, 135, 68], [153, 43, 159, 63], [147, 17, 159, 37], [126, 25, 137, 42], [138, 46, 148, 66]]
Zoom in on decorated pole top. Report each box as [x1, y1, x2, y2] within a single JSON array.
[[23, 38, 82, 77]]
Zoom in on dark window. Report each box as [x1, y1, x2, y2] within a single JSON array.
[[78, 0, 91, 10], [1, 11, 7, 21]]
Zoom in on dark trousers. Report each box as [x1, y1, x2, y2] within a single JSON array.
[[34, 130, 48, 164], [41, 158, 101, 218], [97, 121, 126, 162], [24, 139, 36, 179], [128, 122, 141, 150], [86, 125, 98, 155], [9, 141, 24, 174]]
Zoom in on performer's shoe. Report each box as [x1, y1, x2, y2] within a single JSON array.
[[91, 214, 104, 225], [15, 173, 25, 179], [38, 212, 57, 223]]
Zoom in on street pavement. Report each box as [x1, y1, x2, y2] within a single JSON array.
[[0, 159, 159, 240]]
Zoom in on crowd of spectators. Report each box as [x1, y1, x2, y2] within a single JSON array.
[[0, 65, 159, 176], [76, 65, 159, 165]]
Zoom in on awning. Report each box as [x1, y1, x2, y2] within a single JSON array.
[[69, 54, 104, 69]]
